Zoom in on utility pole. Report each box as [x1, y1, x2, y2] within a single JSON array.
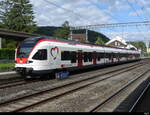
[[70, 30, 73, 40], [0, 37, 2, 48], [69, 27, 73, 40], [85, 29, 88, 41]]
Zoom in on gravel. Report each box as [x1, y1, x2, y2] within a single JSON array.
[[0, 59, 149, 112], [0, 61, 142, 104], [24, 62, 150, 112]]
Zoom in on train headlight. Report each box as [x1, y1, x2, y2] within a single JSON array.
[[26, 60, 33, 64]]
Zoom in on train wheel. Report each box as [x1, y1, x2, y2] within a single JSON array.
[[46, 73, 55, 80]]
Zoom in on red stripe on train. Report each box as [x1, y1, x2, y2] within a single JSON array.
[[16, 58, 28, 64]]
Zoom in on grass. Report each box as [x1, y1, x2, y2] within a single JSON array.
[[0, 63, 15, 70]]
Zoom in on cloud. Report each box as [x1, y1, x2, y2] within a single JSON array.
[[29, 0, 115, 26], [105, 30, 150, 42], [29, 0, 150, 42], [129, 10, 144, 17]]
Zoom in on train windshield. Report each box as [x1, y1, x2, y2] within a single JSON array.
[[17, 37, 45, 58], [17, 43, 34, 58]]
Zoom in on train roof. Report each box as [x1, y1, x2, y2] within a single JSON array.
[[24, 36, 139, 52]]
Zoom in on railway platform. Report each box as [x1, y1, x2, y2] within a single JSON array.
[[0, 71, 19, 79]]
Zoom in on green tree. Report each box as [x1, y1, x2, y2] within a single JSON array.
[[53, 21, 70, 39], [130, 41, 146, 52], [0, 0, 36, 33], [148, 41, 150, 48], [6, 40, 17, 48], [80, 39, 89, 43], [95, 37, 105, 45]]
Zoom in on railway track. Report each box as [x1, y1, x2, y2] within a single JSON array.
[[0, 61, 146, 112], [129, 82, 150, 112], [0, 61, 144, 89], [0, 79, 38, 89], [90, 69, 150, 112]]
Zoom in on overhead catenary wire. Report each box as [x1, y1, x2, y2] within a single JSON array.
[[42, 0, 149, 45], [126, 0, 149, 47], [134, 0, 150, 19], [87, 0, 122, 23], [133, 0, 150, 31], [87, 0, 125, 38], [43, 0, 91, 25], [88, 0, 149, 43], [126, 0, 145, 21]]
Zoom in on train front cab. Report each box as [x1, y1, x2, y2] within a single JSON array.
[[15, 38, 50, 78]]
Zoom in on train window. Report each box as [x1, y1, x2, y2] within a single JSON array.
[[113, 53, 115, 58], [121, 53, 125, 58], [101, 53, 105, 58], [105, 53, 110, 58], [92, 52, 97, 58], [32, 49, 47, 60], [120, 53, 123, 58], [105, 53, 108, 58], [110, 53, 113, 59], [114, 53, 119, 58], [97, 53, 100, 61], [84, 52, 88, 62], [97, 53, 105, 61], [117, 53, 120, 58], [88, 52, 92, 62], [61, 51, 70, 60], [70, 51, 76, 63], [17, 43, 34, 58], [105, 53, 112, 59]]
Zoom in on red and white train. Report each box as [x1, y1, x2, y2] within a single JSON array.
[[15, 36, 141, 78]]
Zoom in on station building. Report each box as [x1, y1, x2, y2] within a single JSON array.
[[106, 36, 137, 50]]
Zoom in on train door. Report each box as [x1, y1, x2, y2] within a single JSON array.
[[111, 53, 114, 63], [118, 53, 120, 62], [77, 50, 83, 66], [92, 51, 97, 64]]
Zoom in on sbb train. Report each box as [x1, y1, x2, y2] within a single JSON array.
[[15, 36, 141, 78]]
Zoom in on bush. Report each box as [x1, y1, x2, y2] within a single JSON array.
[[0, 48, 15, 60], [0, 63, 15, 70]]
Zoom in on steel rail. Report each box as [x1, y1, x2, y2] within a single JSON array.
[[90, 69, 150, 112], [0, 62, 144, 112], [0, 61, 143, 90], [129, 82, 150, 112], [0, 62, 142, 89]]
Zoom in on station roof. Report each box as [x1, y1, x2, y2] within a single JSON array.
[[0, 28, 39, 41], [106, 36, 127, 45]]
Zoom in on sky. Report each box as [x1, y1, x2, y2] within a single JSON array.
[[29, 0, 150, 45]]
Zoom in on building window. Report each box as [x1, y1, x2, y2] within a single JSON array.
[[115, 42, 117, 46]]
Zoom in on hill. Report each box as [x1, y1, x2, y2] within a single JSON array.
[[34, 26, 110, 43]]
